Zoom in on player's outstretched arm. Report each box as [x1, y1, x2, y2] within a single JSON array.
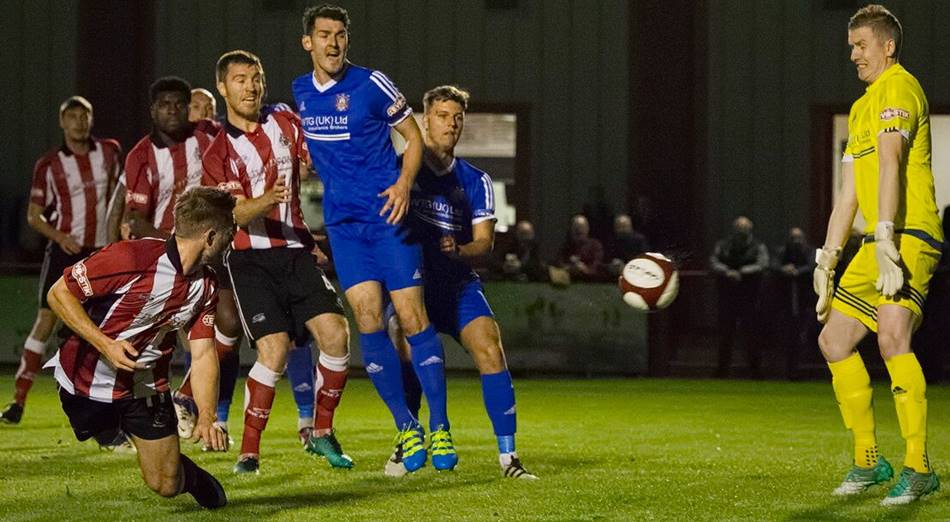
[[47, 278, 142, 371], [188, 337, 228, 451]]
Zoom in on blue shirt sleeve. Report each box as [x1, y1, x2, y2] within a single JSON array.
[[468, 170, 496, 224], [367, 70, 412, 126]]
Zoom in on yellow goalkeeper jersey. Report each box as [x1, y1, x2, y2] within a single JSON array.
[[843, 63, 943, 242]]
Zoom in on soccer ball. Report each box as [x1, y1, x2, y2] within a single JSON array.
[[618, 253, 680, 312]]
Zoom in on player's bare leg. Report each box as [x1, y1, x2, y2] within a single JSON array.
[[819, 310, 893, 495], [348, 281, 425, 475], [175, 289, 242, 442], [301, 312, 353, 468], [391, 286, 455, 471], [460, 316, 537, 479], [133, 433, 226, 508], [234, 332, 288, 474], [877, 305, 939, 505], [2, 309, 57, 424]]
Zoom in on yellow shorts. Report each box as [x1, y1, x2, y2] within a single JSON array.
[[831, 234, 941, 332]]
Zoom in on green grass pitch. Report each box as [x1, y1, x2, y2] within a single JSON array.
[[0, 375, 948, 521]]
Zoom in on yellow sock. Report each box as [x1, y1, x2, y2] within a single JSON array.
[[885, 352, 930, 473], [828, 353, 878, 468]]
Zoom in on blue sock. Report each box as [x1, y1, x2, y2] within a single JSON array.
[[216, 350, 240, 424], [481, 370, 517, 453], [286, 340, 316, 422], [401, 356, 422, 420], [408, 326, 449, 432], [361, 331, 416, 429]]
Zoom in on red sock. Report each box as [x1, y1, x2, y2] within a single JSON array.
[[314, 353, 349, 432], [14, 350, 43, 407], [241, 362, 279, 456]]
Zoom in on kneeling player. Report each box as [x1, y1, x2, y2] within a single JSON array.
[[45, 187, 234, 508], [388, 86, 536, 479]]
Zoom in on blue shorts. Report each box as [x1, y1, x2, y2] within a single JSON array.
[[386, 278, 494, 340], [326, 222, 424, 292]]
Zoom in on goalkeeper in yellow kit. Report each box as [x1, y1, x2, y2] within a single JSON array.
[[814, 4, 942, 505]]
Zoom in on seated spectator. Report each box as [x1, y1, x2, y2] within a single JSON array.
[[606, 213, 650, 277], [557, 215, 605, 282], [494, 220, 547, 282]]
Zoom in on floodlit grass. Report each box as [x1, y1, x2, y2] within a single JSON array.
[[0, 375, 947, 520]]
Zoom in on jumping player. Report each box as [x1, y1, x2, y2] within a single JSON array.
[[814, 4, 941, 505], [293, 3, 455, 473], [203, 50, 352, 474], [387, 85, 537, 479], [45, 186, 234, 508]]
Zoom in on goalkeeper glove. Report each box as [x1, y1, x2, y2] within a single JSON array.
[[874, 221, 903, 297], [814, 247, 840, 324]]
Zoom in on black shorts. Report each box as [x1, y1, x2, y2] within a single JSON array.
[[59, 388, 178, 441], [38, 243, 97, 308], [225, 247, 344, 342]]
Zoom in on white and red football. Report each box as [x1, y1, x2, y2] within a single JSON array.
[[618, 252, 680, 312]]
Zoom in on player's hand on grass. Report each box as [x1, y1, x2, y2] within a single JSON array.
[[57, 234, 82, 255], [378, 181, 410, 224], [97, 339, 143, 372], [192, 417, 229, 452], [814, 246, 840, 323], [873, 221, 903, 297]]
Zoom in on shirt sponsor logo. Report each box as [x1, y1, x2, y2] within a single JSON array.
[[218, 181, 242, 192], [126, 191, 149, 205], [387, 94, 406, 117], [71, 261, 94, 297], [880, 107, 910, 121], [335, 93, 350, 112]]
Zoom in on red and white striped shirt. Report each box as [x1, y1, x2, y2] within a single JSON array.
[[202, 111, 314, 251], [45, 238, 217, 402], [30, 139, 121, 248], [125, 128, 212, 235]]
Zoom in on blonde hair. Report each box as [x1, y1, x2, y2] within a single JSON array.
[[849, 4, 902, 59]]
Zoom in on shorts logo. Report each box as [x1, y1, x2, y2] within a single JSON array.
[[202, 314, 215, 327], [419, 355, 443, 367], [252, 313, 266, 324], [71, 261, 94, 297], [412, 269, 423, 280], [880, 107, 910, 121], [365, 363, 383, 374], [335, 93, 350, 112], [387, 94, 406, 117]]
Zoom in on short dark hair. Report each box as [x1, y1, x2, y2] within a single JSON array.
[[423, 85, 470, 113], [59, 95, 92, 115], [149, 76, 192, 105], [215, 50, 263, 83], [849, 4, 902, 59], [174, 186, 236, 238], [302, 4, 350, 35]]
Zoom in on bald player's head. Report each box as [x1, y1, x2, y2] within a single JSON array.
[[189, 88, 217, 122]]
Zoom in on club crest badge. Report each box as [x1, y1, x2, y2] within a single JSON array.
[[335, 93, 350, 112]]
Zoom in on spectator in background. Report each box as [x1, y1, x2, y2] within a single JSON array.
[[710, 216, 769, 378], [557, 214, 605, 282], [606, 213, 649, 277], [771, 227, 816, 379], [495, 220, 547, 282]]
